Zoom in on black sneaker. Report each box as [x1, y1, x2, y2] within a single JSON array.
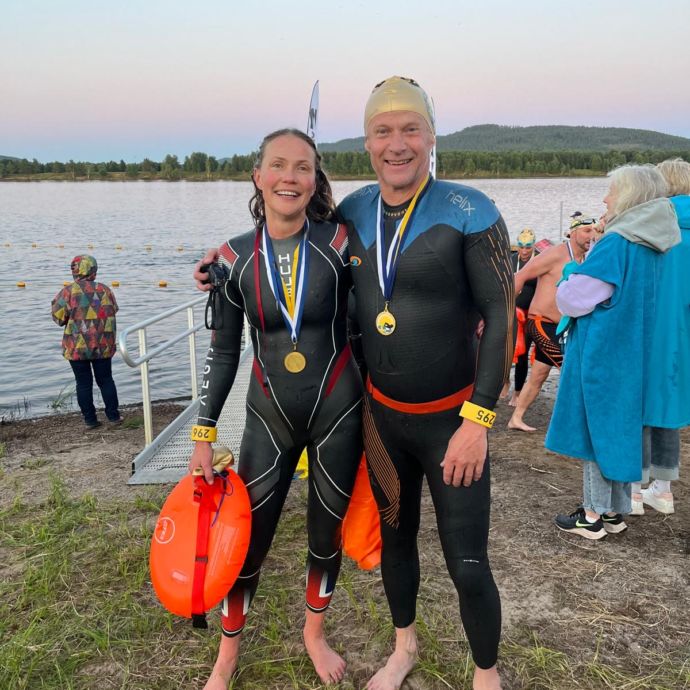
[[85, 420, 102, 430], [555, 507, 606, 540], [601, 513, 627, 534]]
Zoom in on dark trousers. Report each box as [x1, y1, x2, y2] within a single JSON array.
[[69, 358, 120, 424]]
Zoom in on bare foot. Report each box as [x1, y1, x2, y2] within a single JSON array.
[[303, 629, 346, 685], [366, 648, 417, 690], [508, 415, 536, 432], [474, 665, 502, 690], [508, 392, 520, 407], [203, 635, 240, 690], [499, 383, 510, 400]]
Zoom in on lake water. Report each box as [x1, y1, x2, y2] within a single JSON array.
[[0, 177, 608, 419]]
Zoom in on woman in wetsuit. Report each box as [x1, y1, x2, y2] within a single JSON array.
[[188, 129, 362, 688]]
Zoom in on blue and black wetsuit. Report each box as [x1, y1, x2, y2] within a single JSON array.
[[338, 179, 514, 670], [198, 221, 362, 636]]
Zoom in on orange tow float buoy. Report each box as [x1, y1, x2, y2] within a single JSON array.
[[149, 447, 251, 627]]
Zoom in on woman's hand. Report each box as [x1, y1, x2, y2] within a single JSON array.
[[188, 441, 215, 484]]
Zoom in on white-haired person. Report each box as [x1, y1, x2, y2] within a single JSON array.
[[630, 158, 690, 515], [545, 164, 680, 539]]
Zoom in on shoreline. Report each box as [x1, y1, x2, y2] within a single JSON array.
[[0, 171, 608, 183]]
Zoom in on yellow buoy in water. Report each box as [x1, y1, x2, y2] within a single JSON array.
[[115, 244, 123, 250], [17, 281, 26, 288], [112, 280, 120, 287], [63, 280, 70, 286], [158, 280, 168, 288], [31, 243, 38, 248], [145, 245, 152, 251], [176, 246, 183, 252]]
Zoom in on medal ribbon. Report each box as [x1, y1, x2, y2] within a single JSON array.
[[376, 174, 430, 302], [261, 221, 310, 344]]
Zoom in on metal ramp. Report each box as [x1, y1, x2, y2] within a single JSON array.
[[128, 347, 252, 485]]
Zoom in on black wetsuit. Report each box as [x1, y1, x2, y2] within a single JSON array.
[[338, 179, 514, 670], [198, 221, 362, 636], [511, 251, 536, 391]]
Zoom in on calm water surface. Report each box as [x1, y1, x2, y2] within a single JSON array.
[[0, 178, 607, 418]]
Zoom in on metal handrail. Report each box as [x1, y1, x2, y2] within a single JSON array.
[[118, 295, 207, 445]]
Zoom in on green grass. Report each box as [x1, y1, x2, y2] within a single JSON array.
[[1, 475, 688, 689]]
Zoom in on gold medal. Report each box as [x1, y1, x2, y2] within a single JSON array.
[[284, 350, 307, 373], [375, 308, 396, 336]]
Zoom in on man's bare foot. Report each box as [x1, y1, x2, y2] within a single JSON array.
[[367, 625, 418, 690], [508, 415, 537, 432], [473, 665, 502, 690], [203, 635, 240, 690], [366, 648, 417, 690], [303, 628, 346, 684], [508, 392, 520, 407], [499, 382, 510, 400]]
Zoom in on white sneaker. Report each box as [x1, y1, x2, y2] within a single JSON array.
[[641, 487, 674, 514], [630, 493, 644, 516]]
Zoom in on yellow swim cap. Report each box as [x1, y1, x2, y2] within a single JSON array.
[[364, 76, 435, 133], [516, 228, 535, 247]]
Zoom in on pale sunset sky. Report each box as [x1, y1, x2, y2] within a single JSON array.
[[2, 0, 689, 162]]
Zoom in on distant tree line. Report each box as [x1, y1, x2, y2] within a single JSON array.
[[1, 149, 688, 180]]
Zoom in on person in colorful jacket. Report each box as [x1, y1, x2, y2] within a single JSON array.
[[51, 255, 121, 429]]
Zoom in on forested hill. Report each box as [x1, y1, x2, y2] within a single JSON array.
[[320, 125, 690, 152]]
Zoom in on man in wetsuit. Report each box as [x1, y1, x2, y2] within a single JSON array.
[[507, 228, 538, 406], [338, 76, 513, 690], [508, 216, 597, 432]]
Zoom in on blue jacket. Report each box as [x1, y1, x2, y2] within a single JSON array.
[[645, 195, 690, 428], [545, 198, 680, 481]]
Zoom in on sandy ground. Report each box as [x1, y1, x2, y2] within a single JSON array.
[[1, 394, 688, 689]]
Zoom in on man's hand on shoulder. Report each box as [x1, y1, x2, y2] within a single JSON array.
[[194, 248, 220, 292], [440, 419, 488, 487]]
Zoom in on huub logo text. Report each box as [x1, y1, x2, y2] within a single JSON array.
[[445, 192, 475, 215]]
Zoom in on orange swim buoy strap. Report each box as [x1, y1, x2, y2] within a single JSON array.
[[191, 478, 215, 629]]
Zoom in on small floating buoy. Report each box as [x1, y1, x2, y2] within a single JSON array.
[[31, 243, 38, 248], [112, 280, 120, 287], [17, 281, 26, 288], [63, 280, 71, 286], [57, 243, 64, 249], [176, 246, 183, 252], [158, 280, 168, 288], [4, 242, 11, 247], [115, 244, 123, 250], [145, 245, 152, 251], [87, 243, 94, 249]]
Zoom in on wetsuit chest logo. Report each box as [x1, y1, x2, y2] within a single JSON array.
[[350, 256, 362, 267]]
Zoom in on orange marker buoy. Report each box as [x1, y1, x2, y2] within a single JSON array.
[[17, 281, 26, 288], [150, 453, 251, 622], [158, 280, 168, 288], [111, 280, 120, 287]]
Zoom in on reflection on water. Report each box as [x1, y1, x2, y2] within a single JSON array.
[[0, 178, 607, 418]]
